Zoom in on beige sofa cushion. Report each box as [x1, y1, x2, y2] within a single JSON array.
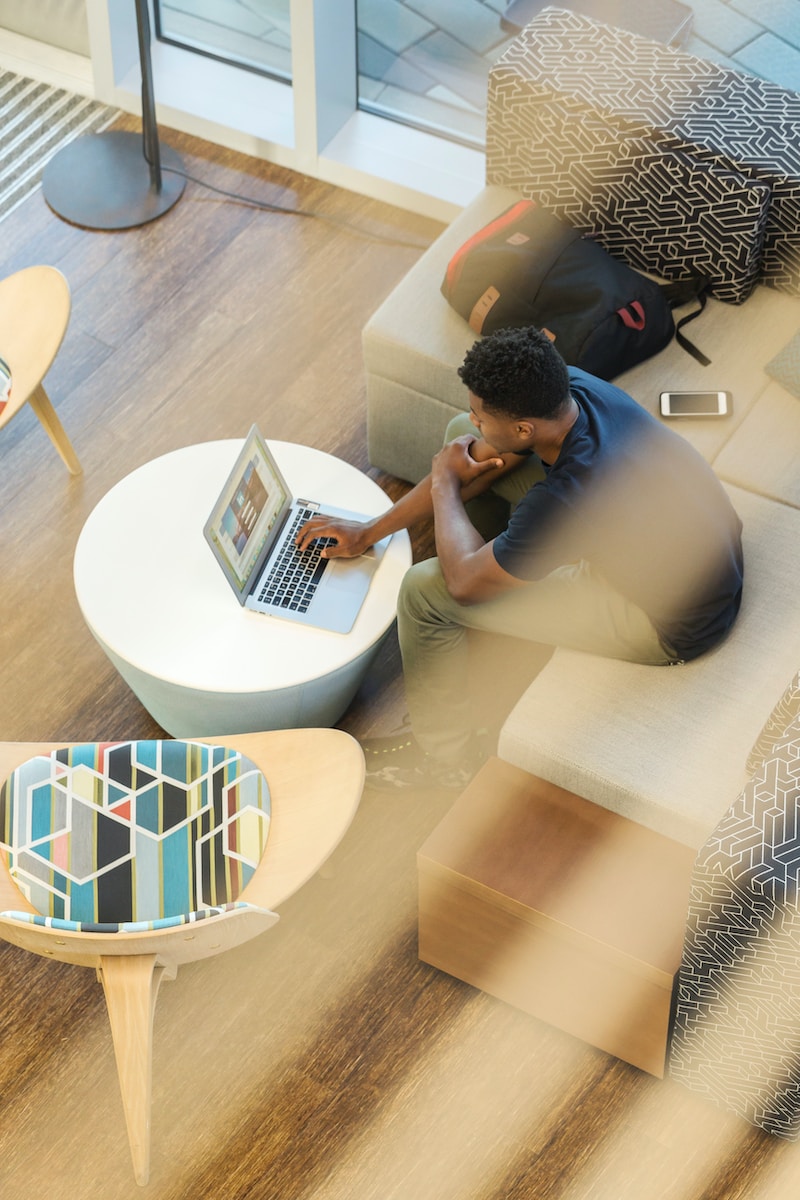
[[0, 1, 89, 56], [713, 383, 800, 509], [615, 285, 800, 478], [498, 485, 800, 849], [363, 185, 522, 413]]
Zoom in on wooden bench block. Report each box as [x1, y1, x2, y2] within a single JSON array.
[[417, 758, 696, 1075]]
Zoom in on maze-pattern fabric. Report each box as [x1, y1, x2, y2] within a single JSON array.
[[747, 670, 800, 777], [669, 707, 800, 1138], [0, 741, 271, 929], [486, 9, 800, 302]]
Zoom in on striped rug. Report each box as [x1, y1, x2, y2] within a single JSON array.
[[0, 69, 119, 222]]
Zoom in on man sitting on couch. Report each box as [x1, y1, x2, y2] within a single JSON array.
[[297, 327, 744, 790]]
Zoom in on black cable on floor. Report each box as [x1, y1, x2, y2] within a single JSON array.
[[153, 156, 435, 251]]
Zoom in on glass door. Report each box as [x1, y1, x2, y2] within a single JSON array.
[[355, 0, 515, 147], [154, 0, 292, 81]]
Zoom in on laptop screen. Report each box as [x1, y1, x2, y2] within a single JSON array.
[[203, 425, 292, 599]]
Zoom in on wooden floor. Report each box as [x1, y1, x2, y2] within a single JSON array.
[[1, 118, 800, 1198]]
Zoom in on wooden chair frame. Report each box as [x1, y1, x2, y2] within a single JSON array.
[[0, 729, 365, 1185]]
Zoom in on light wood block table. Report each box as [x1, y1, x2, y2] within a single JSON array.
[[418, 758, 696, 1076], [0, 265, 81, 474]]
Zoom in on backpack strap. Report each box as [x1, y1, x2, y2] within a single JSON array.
[[659, 276, 711, 367], [674, 298, 711, 367]]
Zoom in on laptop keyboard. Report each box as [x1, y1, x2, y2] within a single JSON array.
[[256, 507, 337, 613]]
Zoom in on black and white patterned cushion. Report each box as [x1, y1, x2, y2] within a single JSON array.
[[487, 8, 800, 302], [669, 699, 800, 1139], [747, 670, 800, 777]]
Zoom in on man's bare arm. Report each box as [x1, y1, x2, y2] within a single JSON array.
[[430, 440, 525, 604], [295, 435, 529, 558]]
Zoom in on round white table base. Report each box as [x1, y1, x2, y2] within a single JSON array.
[[100, 633, 390, 738]]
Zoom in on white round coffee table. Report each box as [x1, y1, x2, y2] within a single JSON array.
[[73, 439, 411, 736]]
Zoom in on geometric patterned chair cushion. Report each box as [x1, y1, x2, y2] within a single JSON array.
[[0, 741, 271, 933], [669, 708, 800, 1138]]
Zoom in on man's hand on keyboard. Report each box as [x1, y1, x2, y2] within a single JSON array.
[[295, 515, 372, 559]]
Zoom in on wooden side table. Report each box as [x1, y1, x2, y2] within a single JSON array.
[[418, 758, 696, 1075], [0, 265, 81, 474]]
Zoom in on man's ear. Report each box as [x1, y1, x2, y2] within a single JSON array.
[[515, 420, 536, 445]]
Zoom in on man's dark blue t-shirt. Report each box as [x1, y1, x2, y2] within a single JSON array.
[[492, 368, 744, 660]]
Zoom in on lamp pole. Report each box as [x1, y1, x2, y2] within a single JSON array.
[[42, 0, 185, 230]]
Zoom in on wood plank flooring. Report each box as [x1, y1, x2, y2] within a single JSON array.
[[1, 117, 799, 1199]]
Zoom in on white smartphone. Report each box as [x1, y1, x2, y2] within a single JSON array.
[[659, 390, 731, 418]]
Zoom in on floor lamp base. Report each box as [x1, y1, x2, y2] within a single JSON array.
[[42, 130, 185, 231]]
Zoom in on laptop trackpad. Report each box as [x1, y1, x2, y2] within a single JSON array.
[[326, 556, 376, 594]]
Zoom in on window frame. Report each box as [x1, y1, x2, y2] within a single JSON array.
[[83, 0, 483, 221]]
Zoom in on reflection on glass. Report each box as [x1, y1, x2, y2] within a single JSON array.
[[152, 2, 797, 151], [155, 0, 292, 81], [356, 0, 516, 147]]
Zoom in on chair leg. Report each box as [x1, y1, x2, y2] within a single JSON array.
[[98, 954, 174, 1187], [28, 383, 82, 475]]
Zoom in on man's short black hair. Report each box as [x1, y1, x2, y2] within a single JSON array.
[[458, 326, 571, 420]]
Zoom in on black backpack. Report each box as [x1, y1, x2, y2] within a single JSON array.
[[441, 199, 709, 380]]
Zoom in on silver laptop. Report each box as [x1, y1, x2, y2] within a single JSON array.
[[203, 425, 389, 633]]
